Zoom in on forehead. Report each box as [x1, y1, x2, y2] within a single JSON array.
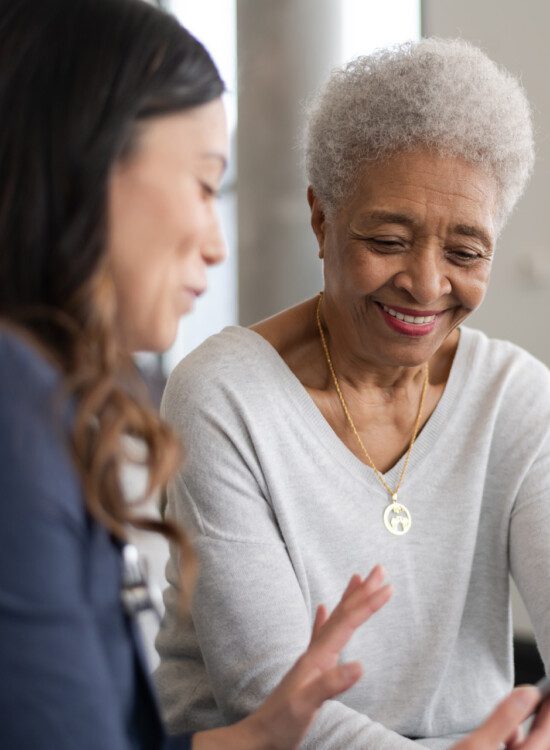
[[130, 99, 228, 170], [347, 149, 497, 235]]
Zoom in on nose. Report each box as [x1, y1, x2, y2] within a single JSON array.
[[202, 207, 227, 267], [392, 243, 452, 305]]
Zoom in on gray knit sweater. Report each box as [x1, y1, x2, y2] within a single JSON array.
[[155, 325, 550, 749]]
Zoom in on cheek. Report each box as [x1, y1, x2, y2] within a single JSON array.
[[327, 240, 378, 281], [456, 264, 492, 309], [129, 265, 182, 350], [109, 242, 183, 350], [347, 252, 398, 292]]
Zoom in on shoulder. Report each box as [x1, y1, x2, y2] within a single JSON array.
[[0, 328, 64, 440], [459, 327, 550, 450], [0, 327, 60, 394], [0, 326, 65, 421], [162, 326, 278, 418], [461, 326, 549, 394], [0, 329, 83, 523]]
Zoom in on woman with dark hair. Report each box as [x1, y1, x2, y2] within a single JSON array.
[[0, 1, 544, 748], [0, 1, 395, 747]]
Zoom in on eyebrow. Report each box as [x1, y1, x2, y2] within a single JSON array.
[[354, 211, 493, 250], [358, 210, 417, 228], [451, 223, 493, 250]]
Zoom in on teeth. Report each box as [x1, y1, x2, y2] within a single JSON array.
[[382, 304, 436, 325]]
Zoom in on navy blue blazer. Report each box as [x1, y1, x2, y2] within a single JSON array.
[[0, 330, 192, 749]]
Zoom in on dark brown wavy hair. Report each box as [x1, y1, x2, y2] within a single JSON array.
[[0, 0, 225, 596]]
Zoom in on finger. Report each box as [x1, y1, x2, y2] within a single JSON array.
[[310, 574, 366, 645], [452, 687, 540, 750], [335, 579, 393, 629], [341, 573, 364, 601], [504, 725, 523, 749], [298, 661, 363, 713], [527, 691, 550, 730], [521, 694, 550, 749], [310, 604, 329, 643], [324, 583, 393, 645], [310, 567, 387, 648], [307, 582, 393, 659], [357, 565, 384, 596], [342, 565, 387, 613], [329, 566, 386, 623]]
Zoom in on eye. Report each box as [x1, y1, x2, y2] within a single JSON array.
[[369, 238, 407, 253], [348, 229, 409, 253], [446, 248, 485, 265], [199, 182, 219, 200]]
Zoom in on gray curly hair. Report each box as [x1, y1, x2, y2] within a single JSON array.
[[304, 38, 534, 230]]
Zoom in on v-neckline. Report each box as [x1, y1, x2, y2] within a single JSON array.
[[227, 324, 475, 492]]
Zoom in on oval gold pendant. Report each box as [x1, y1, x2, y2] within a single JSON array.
[[383, 502, 412, 535]]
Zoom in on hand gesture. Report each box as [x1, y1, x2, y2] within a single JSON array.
[[452, 686, 545, 750], [194, 564, 392, 750]]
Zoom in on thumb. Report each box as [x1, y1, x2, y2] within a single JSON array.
[[299, 662, 363, 713]]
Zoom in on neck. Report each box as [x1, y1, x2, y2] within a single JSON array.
[[317, 293, 429, 398]]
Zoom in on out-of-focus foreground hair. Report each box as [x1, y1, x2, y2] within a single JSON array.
[[0, 0, 224, 586], [305, 38, 534, 232]]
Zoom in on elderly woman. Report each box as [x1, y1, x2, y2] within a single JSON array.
[[155, 39, 550, 748]]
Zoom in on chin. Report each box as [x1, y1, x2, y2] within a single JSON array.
[[154, 330, 179, 354], [133, 325, 179, 355], [379, 337, 441, 368]]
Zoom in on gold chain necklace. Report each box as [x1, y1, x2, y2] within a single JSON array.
[[315, 293, 429, 536]]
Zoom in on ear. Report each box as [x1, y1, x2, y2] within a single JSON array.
[[307, 186, 327, 259]]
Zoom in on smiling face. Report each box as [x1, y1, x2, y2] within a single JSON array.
[[310, 149, 498, 368], [107, 98, 228, 352]]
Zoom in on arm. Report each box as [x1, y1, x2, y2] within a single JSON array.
[[508, 421, 550, 672], [191, 568, 392, 750], [186, 624, 549, 750], [156, 372, 426, 749]]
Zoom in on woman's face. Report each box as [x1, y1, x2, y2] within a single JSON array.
[[311, 149, 498, 367], [107, 98, 228, 352]]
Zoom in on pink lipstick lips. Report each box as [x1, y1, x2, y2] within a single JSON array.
[[376, 302, 441, 337]]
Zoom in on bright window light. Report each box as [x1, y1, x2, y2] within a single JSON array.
[[341, 0, 421, 62], [168, 0, 237, 131], [164, 1, 237, 371]]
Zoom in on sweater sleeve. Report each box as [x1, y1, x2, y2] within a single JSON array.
[[0, 336, 134, 750], [508, 357, 550, 671], [509, 430, 550, 670], [156, 360, 424, 750]]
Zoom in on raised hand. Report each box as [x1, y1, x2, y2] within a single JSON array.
[[193, 565, 392, 750]]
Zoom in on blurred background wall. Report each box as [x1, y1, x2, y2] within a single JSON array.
[[423, 0, 550, 367], [138, 0, 549, 674]]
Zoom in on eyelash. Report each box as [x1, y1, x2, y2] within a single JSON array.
[[364, 238, 487, 265], [200, 182, 219, 200], [446, 249, 483, 265], [369, 239, 406, 252]]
